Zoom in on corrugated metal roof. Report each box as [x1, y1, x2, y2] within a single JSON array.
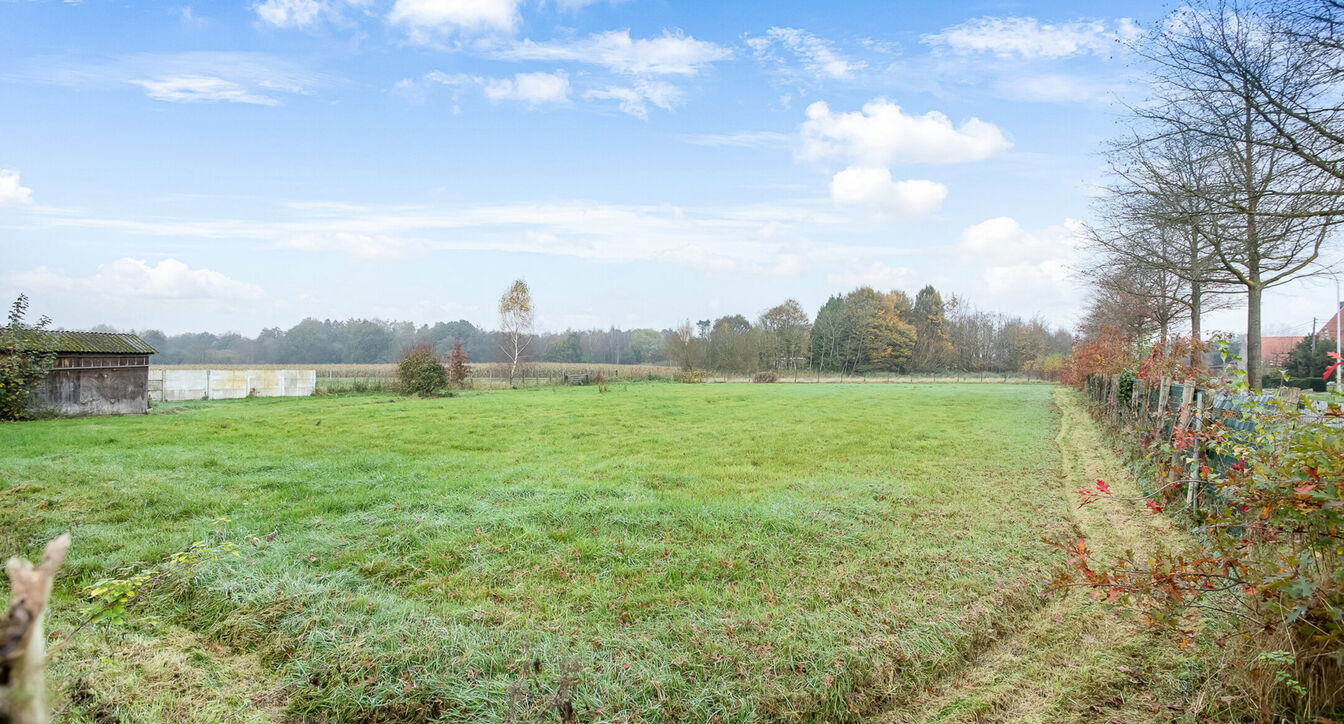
[[7, 330, 157, 355]]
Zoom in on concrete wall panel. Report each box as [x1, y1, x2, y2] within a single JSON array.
[[150, 369, 316, 402]]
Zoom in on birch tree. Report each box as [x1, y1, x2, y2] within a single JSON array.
[[497, 279, 534, 385]]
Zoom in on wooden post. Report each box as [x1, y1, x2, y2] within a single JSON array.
[[1, 535, 70, 724], [1170, 384, 1196, 486], [1156, 376, 1172, 430], [1138, 378, 1151, 421], [1130, 378, 1147, 423], [1278, 386, 1302, 408], [1188, 390, 1205, 512]]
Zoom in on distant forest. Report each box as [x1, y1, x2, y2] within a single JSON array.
[[108, 285, 1073, 375]]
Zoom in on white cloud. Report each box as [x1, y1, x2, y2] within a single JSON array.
[[0, 170, 34, 205], [280, 232, 420, 258], [482, 71, 571, 105], [389, 0, 519, 36], [953, 217, 1087, 319], [495, 30, 731, 75], [21, 198, 921, 278], [829, 166, 946, 217], [9, 258, 264, 302], [253, 0, 323, 28], [399, 70, 571, 107], [922, 16, 1141, 59], [584, 79, 681, 118], [20, 52, 330, 106], [998, 72, 1119, 103], [800, 99, 1011, 166], [746, 27, 866, 80], [678, 131, 791, 148], [130, 75, 281, 105], [827, 260, 911, 290], [956, 216, 1081, 266]]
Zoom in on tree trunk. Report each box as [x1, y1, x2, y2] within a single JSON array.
[[508, 334, 519, 385], [1246, 284, 1263, 390], [2, 535, 70, 724], [1190, 280, 1203, 371]]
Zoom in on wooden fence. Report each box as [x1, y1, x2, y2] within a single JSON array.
[[1083, 373, 1340, 510]]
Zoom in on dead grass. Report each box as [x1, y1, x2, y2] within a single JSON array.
[[52, 625, 287, 724]]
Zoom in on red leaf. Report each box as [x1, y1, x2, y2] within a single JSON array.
[[1146, 500, 1163, 514], [1096, 479, 1112, 495]]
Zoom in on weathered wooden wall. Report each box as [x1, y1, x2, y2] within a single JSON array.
[[32, 366, 148, 416]]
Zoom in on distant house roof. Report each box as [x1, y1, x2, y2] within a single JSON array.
[[1261, 336, 1303, 365], [7, 330, 156, 355], [1317, 305, 1343, 341]]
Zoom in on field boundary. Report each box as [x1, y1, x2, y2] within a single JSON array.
[[879, 388, 1203, 723]]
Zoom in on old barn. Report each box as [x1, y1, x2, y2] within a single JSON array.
[[26, 331, 156, 416]]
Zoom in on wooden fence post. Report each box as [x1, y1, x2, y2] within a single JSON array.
[[1130, 378, 1147, 423], [1, 535, 70, 724], [1156, 376, 1172, 431], [1169, 384, 1196, 486], [1188, 389, 1205, 512]]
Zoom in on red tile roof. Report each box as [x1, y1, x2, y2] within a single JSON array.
[[1318, 306, 1343, 341], [1261, 336, 1303, 366]]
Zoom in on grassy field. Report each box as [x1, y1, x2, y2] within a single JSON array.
[[0, 384, 1180, 722]]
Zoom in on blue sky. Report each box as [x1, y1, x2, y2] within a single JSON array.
[[1, 0, 1338, 336]]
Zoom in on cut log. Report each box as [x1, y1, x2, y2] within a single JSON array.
[[1, 535, 70, 724]]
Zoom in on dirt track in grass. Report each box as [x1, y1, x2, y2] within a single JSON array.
[[879, 388, 1204, 724]]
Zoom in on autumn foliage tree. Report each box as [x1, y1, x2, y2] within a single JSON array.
[[1061, 326, 1135, 387], [447, 340, 471, 388], [861, 291, 917, 372]]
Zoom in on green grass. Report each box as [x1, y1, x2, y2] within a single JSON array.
[[0, 383, 1073, 722]]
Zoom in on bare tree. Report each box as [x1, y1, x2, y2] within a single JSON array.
[[1090, 133, 1231, 358], [1110, 1, 1343, 384], [758, 299, 812, 381], [666, 319, 697, 371], [497, 279, 534, 385], [1181, 0, 1344, 216]]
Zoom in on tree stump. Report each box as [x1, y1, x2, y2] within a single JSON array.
[[1, 535, 70, 724]]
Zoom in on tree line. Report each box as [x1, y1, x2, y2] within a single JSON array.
[[130, 283, 1070, 378], [664, 286, 1071, 379], [1075, 0, 1344, 387]]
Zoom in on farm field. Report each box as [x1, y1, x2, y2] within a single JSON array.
[[0, 384, 1191, 722]]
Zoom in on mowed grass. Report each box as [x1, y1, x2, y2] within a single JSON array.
[[0, 383, 1072, 722]]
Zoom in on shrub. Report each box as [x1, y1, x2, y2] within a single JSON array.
[[397, 344, 447, 396], [672, 370, 706, 384], [1059, 356, 1344, 718], [0, 295, 55, 421], [752, 371, 778, 383]]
